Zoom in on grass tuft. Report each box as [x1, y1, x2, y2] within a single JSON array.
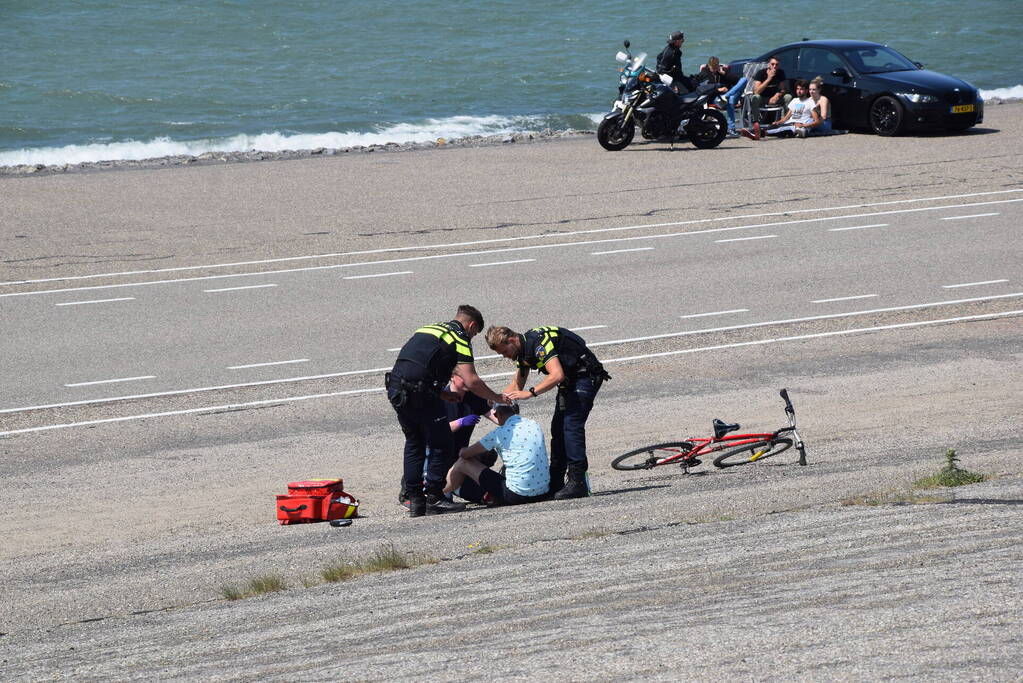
[[220, 573, 287, 600], [914, 448, 986, 489], [321, 544, 437, 584]]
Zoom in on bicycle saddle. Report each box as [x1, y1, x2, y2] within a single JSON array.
[[712, 419, 740, 439]]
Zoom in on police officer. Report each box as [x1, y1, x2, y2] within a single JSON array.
[[386, 305, 508, 517], [485, 325, 610, 499], [656, 30, 694, 92]]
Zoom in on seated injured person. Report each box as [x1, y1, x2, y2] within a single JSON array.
[[443, 403, 550, 506]]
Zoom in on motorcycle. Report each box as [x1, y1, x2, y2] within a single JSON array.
[[599, 41, 728, 151]]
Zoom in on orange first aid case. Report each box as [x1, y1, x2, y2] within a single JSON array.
[[276, 478, 359, 525]]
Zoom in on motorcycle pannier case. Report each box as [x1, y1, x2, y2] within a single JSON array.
[[276, 478, 359, 525]]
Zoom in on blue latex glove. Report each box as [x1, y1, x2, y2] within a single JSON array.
[[454, 414, 480, 429]]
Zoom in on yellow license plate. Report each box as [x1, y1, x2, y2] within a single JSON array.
[[951, 104, 975, 114]]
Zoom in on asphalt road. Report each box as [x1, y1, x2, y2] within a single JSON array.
[[1, 103, 1022, 679], [2, 190, 1022, 411]]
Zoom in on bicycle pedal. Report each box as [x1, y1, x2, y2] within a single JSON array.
[[680, 458, 702, 469]]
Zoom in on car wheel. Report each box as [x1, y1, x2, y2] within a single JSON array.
[[870, 95, 905, 136]]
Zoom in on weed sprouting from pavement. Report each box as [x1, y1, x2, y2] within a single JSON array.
[[220, 573, 288, 600], [321, 544, 437, 584], [914, 448, 986, 489]]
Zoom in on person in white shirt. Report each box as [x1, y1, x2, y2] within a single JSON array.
[[741, 79, 819, 139], [443, 403, 550, 506]]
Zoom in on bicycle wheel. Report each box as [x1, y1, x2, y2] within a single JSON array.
[[713, 438, 793, 468], [611, 442, 694, 470]]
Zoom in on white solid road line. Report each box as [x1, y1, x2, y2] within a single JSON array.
[[942, 279, 1009, 289], [203, 284, 277, 293], [227, 359, 310, 370], [54, 297, 135, 306], [940, 213, 1000, 220], [6, 290, 1023, 416], [468, 259, 536, 268], [584, 291, 1023, 349], [65, 375, 156, 388], [828, 224, 889, 232], [7, 308, 1022, 437], [680, 309, 749, 319], [4, 189, 1020, 288], [608, 309, 1023, 364], [811, 294, 878, 304], [342, 271, 412, 280], [5, 195, 1023, 300], [571, 325, 608, 331], [714, 234, 777, 243], [591, 247, 655, 255]]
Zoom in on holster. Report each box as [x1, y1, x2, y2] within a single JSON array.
[[385, 372, 437, 409]]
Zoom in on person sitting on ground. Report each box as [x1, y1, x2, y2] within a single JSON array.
[[398, 372, 498, 509], [807, 76, 833, 135], [443, 403, 550, 506], [748, 55, 791, 126], [741, 79, 818, 139]]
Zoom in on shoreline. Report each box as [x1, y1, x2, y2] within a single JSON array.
[[4, 97, 1020, 179], [0, 128, 594, 178]]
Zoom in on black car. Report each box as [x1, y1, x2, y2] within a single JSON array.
[[728, 39, 983, 135]]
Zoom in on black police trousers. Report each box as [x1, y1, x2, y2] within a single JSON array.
[[549, 374, 601, 488], [387, 375, 455, 497]]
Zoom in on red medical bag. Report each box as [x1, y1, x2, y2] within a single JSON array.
[[276, 478, 359, 525]]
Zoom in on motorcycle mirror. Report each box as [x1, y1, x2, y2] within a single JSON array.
[[624, 39, 630, 49]]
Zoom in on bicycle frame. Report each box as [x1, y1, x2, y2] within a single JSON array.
[[650, 431, 778, 468], [614, 388, 807, 470]]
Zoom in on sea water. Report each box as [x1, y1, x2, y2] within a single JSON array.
[[1, 0, 1020, 166]]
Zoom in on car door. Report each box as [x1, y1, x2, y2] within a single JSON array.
[[772, 48, 798, 94], [797, 46, 866, 129]]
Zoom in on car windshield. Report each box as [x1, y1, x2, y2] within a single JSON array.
[[841, 45, 918, 74]]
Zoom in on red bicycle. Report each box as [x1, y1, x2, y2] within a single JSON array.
[[611, 389, 807, 471]]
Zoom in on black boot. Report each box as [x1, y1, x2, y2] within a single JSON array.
[[408, 495, 426, 518], [425, 493, 466, 515], [554, 477, 589, 500]]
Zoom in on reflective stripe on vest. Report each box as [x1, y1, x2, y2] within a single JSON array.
[[529, 326, 559, 370], [415, 323, 473, 362]]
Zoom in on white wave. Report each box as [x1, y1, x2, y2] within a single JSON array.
[[979, 84, 1023, 100], [0, 115, 543, 167]]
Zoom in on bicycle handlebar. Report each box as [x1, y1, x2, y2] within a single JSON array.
[[780, 388, 794, 414]]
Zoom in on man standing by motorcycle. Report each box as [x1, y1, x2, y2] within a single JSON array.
[[656, 30, 694, 92]]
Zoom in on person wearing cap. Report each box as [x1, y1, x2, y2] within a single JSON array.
[[485, 325, 610, 500], [443, 403, 550, 506], [656, 30, 694, 92], [386, 304, 509, 518]]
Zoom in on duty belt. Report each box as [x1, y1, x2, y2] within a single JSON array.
[[385, 372, 441, 409]]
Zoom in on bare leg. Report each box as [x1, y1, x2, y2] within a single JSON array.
[[443, 457, 488, 495]]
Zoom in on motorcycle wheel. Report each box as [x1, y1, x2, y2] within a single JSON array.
[[687, 108, 727, 149], [597, 117, 636, 151]]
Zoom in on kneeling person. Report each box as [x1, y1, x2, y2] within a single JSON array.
[[444, 404, 549, 506]]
